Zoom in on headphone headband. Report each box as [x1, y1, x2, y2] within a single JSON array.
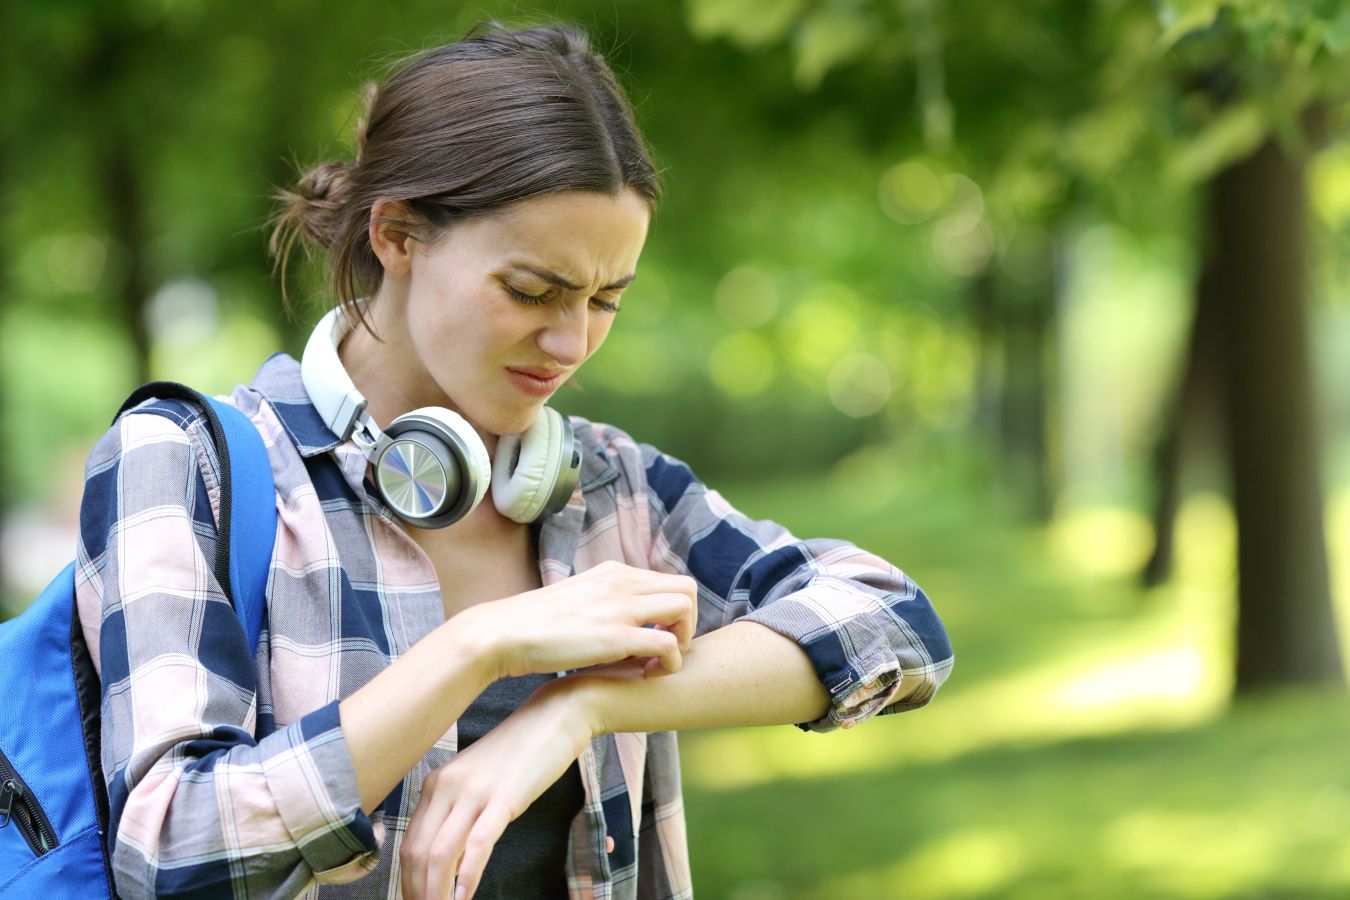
[[301, 306, 369, 442]]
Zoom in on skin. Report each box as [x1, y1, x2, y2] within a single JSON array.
[[333, 189, 832, 900], [342, 189, 650, 457]]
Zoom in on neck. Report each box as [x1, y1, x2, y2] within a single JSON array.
[[336, 294, 499, 459]]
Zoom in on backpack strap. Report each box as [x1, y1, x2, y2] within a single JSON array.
[[115, 383, 276, 656], [206, 398, 276, 658]]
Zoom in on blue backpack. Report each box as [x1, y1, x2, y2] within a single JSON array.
[[0, 382, 277, 897]]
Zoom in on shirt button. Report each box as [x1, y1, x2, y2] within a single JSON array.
[[605, 835, 616, 854]]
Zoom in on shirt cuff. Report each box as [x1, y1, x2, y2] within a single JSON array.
[[738, 581, 945, 733], [262, 700, 382, 882]]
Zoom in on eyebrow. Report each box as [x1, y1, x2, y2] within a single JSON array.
[[510, 264, 636, 293]]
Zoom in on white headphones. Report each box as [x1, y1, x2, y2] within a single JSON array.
[[300, 305, 580, 529]]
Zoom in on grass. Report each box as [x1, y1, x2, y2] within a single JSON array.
[[678, 456, 1350, 899]]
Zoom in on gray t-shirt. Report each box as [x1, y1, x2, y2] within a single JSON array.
[[455, 672, 585, 898]]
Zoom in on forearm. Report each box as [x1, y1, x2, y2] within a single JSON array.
[[340, 614, 498, 813], [566, 620, 831, 734]]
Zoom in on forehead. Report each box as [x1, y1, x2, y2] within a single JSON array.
[[470, 189, 651, 266]]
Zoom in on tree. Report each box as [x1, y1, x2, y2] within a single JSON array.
[[687, 0, 1350, 692]]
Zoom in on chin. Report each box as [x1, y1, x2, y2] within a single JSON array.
[[483, 405, 545, 438]]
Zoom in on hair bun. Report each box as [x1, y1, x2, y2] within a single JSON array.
[[298, 160, 352, 208], [267, 159, 354, 294]]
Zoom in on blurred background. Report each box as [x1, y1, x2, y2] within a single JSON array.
[[3, 0, 1350, 896]]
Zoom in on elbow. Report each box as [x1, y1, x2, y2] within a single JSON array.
[[886, 651, 955, 714], [884, 584, 955, 712]]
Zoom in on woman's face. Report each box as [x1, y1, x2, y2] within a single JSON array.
[[391, 188, 650, 437]]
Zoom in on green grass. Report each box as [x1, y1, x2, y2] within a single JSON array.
[[684, 691, 1350, 899], [678, 459, 1350, 899]]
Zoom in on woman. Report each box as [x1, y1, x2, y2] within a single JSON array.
[[76, 21, 954, 900]]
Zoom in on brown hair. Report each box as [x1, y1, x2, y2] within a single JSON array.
[[268, 21, 662, 330]]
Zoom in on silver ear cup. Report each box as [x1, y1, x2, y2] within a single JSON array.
[[374, 435, 458, 523], [376, 413, 489, 528]]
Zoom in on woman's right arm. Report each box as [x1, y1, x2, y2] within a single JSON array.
[[79, 407, 381, 898]]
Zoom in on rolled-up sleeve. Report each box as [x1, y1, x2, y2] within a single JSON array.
[[75, 407, 380, 898], [598, 425, 954, 734]]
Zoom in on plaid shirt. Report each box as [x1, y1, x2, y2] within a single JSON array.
[[75, 353, 953, 899]]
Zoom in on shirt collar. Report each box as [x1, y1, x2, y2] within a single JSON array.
[[250, 353, 346, 457]]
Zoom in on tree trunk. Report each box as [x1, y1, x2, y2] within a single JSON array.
[[79, 20, 157, 388], [1142, 244, 1226, 587], [101, 135, 152, 386], [1209, 138, 1343, 691], [970, 267, 1000, 449], [998, 260, 1058, 522]]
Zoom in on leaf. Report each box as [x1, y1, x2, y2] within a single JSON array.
[[1155, 0, 1223, 51], [1322, 8, 1350, 54], [1164, 101, 1269, 184], [1063, 104, 1149, 179], [791, 6, 876, 90], [686, 0, 808, 49]]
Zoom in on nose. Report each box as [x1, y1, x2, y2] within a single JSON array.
[[536, 306, 589, 368]]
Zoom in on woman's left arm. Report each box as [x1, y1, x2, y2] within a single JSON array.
[[555, 617, 839, 733], [622, 433, 955, 732]]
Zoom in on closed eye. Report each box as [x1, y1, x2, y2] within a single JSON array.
[[506, 285, 621, 314], [506, 285, 549, 305]]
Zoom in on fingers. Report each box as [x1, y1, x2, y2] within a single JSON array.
[[643, 654, 665, 678], [588, 561, 697, 602], [627, 592, 697, 651], [453, 803, 512, 900], [585, 656, 652, 680], [424, 799, 480, 900], [496, 563, 701, 678], [664, 594, 697, 650], [402, 768, 452, 899], [406, 782, 506, 900], [626, 623, 682, 674]]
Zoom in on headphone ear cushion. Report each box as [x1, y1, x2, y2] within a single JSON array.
[[492, 407, 564, 523], [390, 406, 492, 518]]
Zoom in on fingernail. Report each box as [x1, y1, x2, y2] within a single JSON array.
[[456, 885, 466, 900]]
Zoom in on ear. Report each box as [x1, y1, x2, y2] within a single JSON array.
[[369, 199, 416, 278]]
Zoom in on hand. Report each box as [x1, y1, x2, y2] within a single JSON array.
[[460, 560, 698, 681], [398, 679, 595, 900]]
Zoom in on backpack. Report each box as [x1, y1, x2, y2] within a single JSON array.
[[0, 382, 278, 897]]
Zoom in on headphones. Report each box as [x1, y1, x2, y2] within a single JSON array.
[[300, 305, 580, 529]]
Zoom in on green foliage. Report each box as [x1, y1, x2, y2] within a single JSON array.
[[686, 0, 805, 49]]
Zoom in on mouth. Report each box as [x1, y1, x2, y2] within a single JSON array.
[[506, 366, 566, 396]]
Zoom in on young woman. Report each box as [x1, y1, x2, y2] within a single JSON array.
[[75, 21, 954, 900]]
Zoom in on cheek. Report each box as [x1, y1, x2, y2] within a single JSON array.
[[586, 316, 616, 358], [428, 290, 514, 349]]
